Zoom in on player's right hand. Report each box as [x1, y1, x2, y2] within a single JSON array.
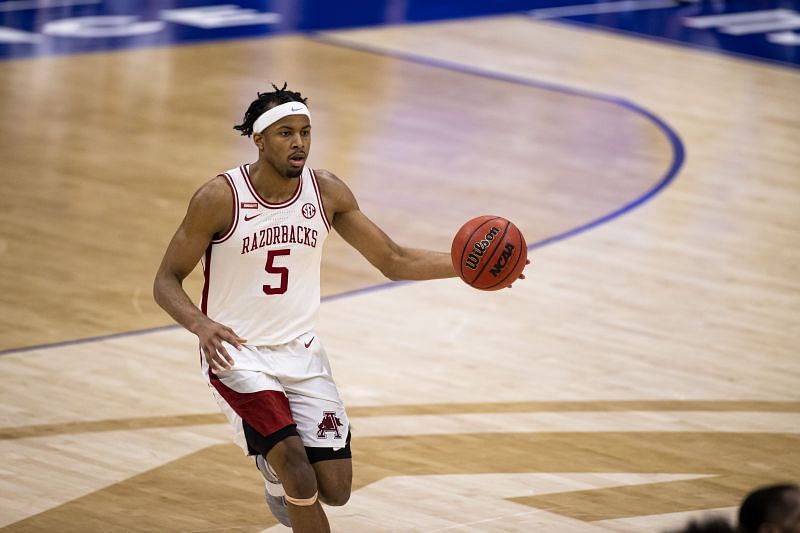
[[194, 319, 247, 373]]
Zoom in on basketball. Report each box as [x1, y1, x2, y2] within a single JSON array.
[[451, 215, 527, 291]]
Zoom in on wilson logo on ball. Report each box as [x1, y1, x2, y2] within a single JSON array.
[[465, 226, 500, 270]]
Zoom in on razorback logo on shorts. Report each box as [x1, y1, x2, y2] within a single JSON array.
[[317, 411, 344, 439]]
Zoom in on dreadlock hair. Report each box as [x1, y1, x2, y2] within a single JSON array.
[[233, 82, 308, 137], [738, 483, 799, 533]]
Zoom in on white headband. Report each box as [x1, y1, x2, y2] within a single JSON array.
[[253, 101, 310, 134]]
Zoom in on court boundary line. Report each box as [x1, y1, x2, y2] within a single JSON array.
[[0, 33, 684, 357]]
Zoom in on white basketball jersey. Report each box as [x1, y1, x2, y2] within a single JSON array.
[[201, 164, 330, 345]]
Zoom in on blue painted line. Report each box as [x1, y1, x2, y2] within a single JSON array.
[[529, 97, 685, 250], [0, 324, 180, 356], [0, 285, 411, 356], [0, 32, 684, 357], [319, 280, 414, 303], [312, 29, 648, 107]]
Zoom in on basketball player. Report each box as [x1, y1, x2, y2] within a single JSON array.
[[153, 83, 526, 532]]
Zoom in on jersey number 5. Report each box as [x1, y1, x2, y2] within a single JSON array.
[[263, 249, 290, 295]]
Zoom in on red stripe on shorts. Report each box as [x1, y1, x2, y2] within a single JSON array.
[[209, 371, 295, 437]]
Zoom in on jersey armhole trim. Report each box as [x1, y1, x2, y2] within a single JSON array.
[[211, 173, 239, 244], [309, 168, 331, 233]]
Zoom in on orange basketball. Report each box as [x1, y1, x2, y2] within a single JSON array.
[[451, 215, 528, 291]]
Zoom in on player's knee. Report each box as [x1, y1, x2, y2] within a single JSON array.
[[319, 486, 350, 506], [318, 478, 351, 506]]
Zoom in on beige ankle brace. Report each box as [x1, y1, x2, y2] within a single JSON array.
[[285, 491, 318, 507]]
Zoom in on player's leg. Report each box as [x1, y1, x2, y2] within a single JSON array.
[[267, 436, 330, 533], [203, 343, 324, 529], [251, 424, 297, 527], [304, 430, 352, 506], [283, 334, 353, 507], [256, 432, 351, 529], [312, 457, 352, 506]]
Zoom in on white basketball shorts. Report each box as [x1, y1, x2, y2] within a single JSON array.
[[201, 331, 350, 457]]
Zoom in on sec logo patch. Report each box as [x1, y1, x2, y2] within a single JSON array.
[[302, 203, 316, 219]]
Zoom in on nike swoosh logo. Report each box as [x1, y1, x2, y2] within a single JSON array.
[[304, 337, 315, 348], [244, 213, 262, 221], [291, 106, 303, 112]]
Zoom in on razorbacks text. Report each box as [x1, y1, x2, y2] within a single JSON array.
[[241, 225, 318, 254]]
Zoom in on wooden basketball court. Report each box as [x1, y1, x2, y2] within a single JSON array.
[[1, 11, 798, 533]]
